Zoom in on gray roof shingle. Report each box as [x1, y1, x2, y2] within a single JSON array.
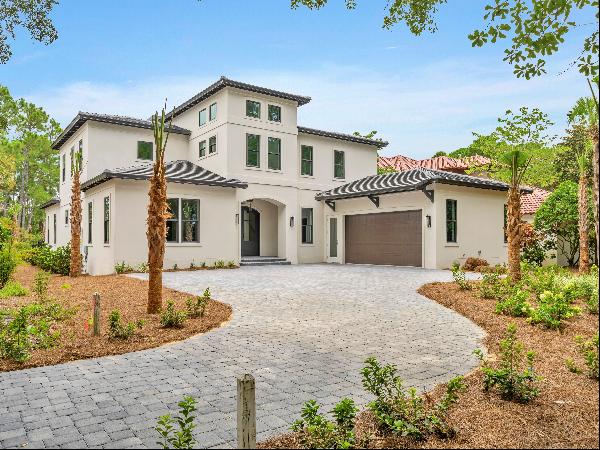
[[298, 126, 388, 148], [40, 197, 60, 209], [81, 160, 247, 192], [315, 168, 530, 201]]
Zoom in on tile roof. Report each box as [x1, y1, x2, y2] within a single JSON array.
[[298, 126, 388, 148], [521, 187, 550, 215], [378, 154, 491, 172], [52, 112, 191, 150], [81, 160, 247, 192], [315, 168, 525, 201], [166, 76, 312, 120]]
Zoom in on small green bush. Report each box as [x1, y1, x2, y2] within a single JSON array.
[[108, 310, 143, 340], [474, 323, 539, 403], [156, 396, 198, 449], [528, 290, 580, 329], [24, 244, 71, 275], [495, 289, 532, 317], [214, 260, 225, 269], [0, 281, 28, 299], [291, 398, 358, 449], [0, 248, 17, 288], [114, 261, 134, 274], [137, 262, 149, 273], [451, 264, 471, 290], [226, 260, 236, 268], [186, 288, 209, 319], [478, 270, 503, 299], [575, 334, 598, 380], [32, 270, 50, 302], [160, 301, 187, 328]]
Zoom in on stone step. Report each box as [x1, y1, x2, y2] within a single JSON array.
[[241, 257, 286, 262], [240, 260, 292, 266]]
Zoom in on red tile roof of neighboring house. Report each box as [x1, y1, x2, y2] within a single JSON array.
[[378, 154, 491, 173], [521, 187, 550, 215]]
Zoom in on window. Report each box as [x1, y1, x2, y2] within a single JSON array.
[[268, 104, 281, 122], [209, 102, 217, 121], [166, 198, 179, 243], [503, 204, 508, 243], [246, 100, 261, 119], [301, 208, 313, 244], [87, 202, 93, 244], [78, 139, 83, 152], [209, 136, 217, 154], [103, 196, 110, 244], [446, 199, 457, 243], [65, 209, 69, 225], [334, 150, 345, 179], [137, 141, 153, 160], [53, 214, 57, 245], [62, 154, 66, 182], [70, 146, 74, 176], [181, 199, 200, 243], [199, 140, 207, 157], [47, 216, 50, 243], [246, 134, 260, 167], [199, 108, 207, 126], [268, 137, 281, 170], [301, 145, 313, 176]]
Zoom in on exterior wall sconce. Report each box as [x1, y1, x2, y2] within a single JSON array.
[[426, 215, 432, 228], [289, 216, 295, 228]]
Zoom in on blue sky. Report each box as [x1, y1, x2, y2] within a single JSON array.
[[0, 0, 595, 158]]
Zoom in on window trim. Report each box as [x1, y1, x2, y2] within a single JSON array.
[[246, 133, 261, 168], [87, 201, 93, 245], [245, 99, 261, 119], [333, 150, 345, 179], [267, 137, 281, 171], [137, 141, 154, 161], [301, 208, 314, 244], [446, 199, 458, 244], [103, 195, 110, 245], [209, 102, 217, 121], [268, 104, 282, 123], [301, 145, 313, 176]]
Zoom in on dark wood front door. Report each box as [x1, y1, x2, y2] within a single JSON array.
[[345, 210, 422, 266], [241, 206, 260, 256]]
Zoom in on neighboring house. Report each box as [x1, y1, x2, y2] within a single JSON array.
[[378, 154, 491, 174], [43, 77, 519, 274]]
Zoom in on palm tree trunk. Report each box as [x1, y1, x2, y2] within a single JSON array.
[[578, 173, 590, 273], [146, 166, 167, 314], [69, 170, 82, 277], [507, 187, 522, 281]]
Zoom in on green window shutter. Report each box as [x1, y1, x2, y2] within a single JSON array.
[[199, 109, 207, 126], [268, 137, 281, 170], [246, 134, 260, 167], [199, 140, 207, 157], [268, 105, 281, 122], [334, 150, 345, 178], [246, 100, 261, 118], [301, 145, 313, 176], [137, 141, 153, 160]]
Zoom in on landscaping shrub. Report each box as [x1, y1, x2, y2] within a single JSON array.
[[160, 301, 187, 328], [495, 289, 532, 317], [25, 244, 71, 275], [478, 270, 503, 299], [522, 265, 562, 299], [528, 290, 580, 329], [520, 222, 546, 266], [0, 247, 17, 288], [575, 334, 599, 380], [451, 264, 471, 290], [214, 260, 226, 269], [186, 288, 209, 318], [108, 310, 144, 340], [291, 398, 358, 449], [474, 323, 539, 403], [156, 396, 198, 449], [114, 261, 134, 274], [137, 262, 149, 273], [361, 357, 465, 440], [32, 270, 50, 302], [0, 281, 28, 299], [227, 260, 236, 268], [462, 257, 488, 271]]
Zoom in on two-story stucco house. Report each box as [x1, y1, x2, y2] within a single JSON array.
[[42, 77, 517, 275]]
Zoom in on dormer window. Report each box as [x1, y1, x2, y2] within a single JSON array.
[[246, 100, 261, 119], [199, 108, 207, 126], [137, 141, 153, 161], [209, 102, 217, 121], [268, 105, 281, 122]]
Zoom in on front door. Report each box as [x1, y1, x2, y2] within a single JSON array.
[[241, 206, 260, 256]]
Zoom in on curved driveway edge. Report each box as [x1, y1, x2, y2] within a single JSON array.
[[0, 264, 484, 449]]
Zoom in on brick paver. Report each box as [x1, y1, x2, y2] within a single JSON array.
[[0, 264, 485, 448]]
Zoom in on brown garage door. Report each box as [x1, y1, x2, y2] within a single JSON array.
[[345, 210, 422, 266]]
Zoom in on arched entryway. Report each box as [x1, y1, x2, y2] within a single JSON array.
[[240, 198, 288, 262]]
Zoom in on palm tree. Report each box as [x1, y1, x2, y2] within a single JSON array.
[[146, 105, 172, 314], [69, 149, 82, 277]]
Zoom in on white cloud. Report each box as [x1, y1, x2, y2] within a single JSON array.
[[25, 60, 586, 159]]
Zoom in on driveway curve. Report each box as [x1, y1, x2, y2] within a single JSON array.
[[0, 264, 484, 449]]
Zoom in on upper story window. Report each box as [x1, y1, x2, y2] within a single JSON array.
[[199, 140, 207, 158], [199, 108, 207, 126], [104, 196, 110, 245], [87, 201, 93, 245], [301, 208, 313, 244], [268, 105, 281, 122], [246, 100, 261, 119], [137, 141, 153, 160], [446, 199, 457, 243], [61, 154, 66, 182], [209, 102, 217, 121], [268, 137, 281, 171], [334, 150, 345, 179], [70, 146, 75, 176], [65, 209, 69, 225], [246, 133, 260, 168], [301, 145, 313, 176], [209, 136, 217, 154]]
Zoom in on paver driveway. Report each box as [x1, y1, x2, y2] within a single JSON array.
[[0, 264, 485, 449]]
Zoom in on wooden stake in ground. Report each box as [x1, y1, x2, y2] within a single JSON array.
[[146, 105, 172, 314], [92, 292, 101, 336], [237, 374, 256, 449], [69, 149, 83, 277]]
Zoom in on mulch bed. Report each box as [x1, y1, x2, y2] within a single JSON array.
[[0, 264, 232, 373], [259, 281, 599, 449]]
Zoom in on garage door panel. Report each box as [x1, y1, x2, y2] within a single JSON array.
[[345, 210, 422, 267]]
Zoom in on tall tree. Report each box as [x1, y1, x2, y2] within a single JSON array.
[[491, 107, 553, 281], [291, 0, 599, 78], [146, 105, 172, 314], [69, 148, 82, 277], [0, 0, 59, 63]]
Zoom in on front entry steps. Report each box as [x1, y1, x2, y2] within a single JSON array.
[[240, 256, 291, 266]]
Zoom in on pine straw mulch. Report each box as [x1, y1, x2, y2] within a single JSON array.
[[0, 264, 232, 373], [259, 281, 599, 449]]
